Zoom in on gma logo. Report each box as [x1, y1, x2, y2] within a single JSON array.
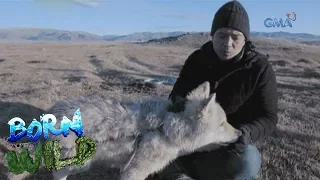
[[264, 18, 293, 28]]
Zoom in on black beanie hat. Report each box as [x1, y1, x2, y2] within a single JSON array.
[[210, 0, 250, 40]]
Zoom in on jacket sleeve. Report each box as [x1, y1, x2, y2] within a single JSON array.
[[169, 50, 200, 103], [241, 62, 279, 143]]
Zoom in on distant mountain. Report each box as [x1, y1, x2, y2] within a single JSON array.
[[0, 28, 104, 41], [0, 28, 187, 42], [103, 32, 186, 42], [143, 31, 320, 48], [103, 35, 122, 41], [144, 32, 210, 48], [0, 28, 319, 43], [250, 31, 320, 41]]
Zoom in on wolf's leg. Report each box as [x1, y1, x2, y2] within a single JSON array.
[[52, 159, 92, 180], [120, 132, 178, 180], [51, 133, 93, 180], [52, 168, 69, 180]]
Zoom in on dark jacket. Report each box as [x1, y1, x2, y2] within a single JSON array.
[[169, 41, 278, 143]]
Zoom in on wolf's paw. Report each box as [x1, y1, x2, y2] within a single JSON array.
[[120, 170, 145, 180], [119, 172, 132, 180]]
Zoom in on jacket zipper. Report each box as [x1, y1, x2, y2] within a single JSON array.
[[211, 51, 259, 92], [213, 66, 250, 92]]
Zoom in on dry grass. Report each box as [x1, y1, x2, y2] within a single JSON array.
[[0, 37, 319, 180]]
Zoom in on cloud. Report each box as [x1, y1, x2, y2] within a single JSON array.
[[161, 13, 200, 20], [71, 0, 99, 7]]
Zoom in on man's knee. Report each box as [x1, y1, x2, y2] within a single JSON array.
[[156, 145, 261, 180], [226, 145, 261, 178], [244, 145, 261, 176]]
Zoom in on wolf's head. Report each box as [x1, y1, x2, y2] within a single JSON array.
[[181, 81, 242, 149]]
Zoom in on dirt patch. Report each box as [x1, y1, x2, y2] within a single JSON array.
[[89, 55, 104, 72], [281, 47, 293, 51], [277, 82, 318, 92], [168, 64, 182, 73], [63, 76, 87, 83], [275, 68, 320, 79], [0, 73, 13, 77], [26, 60, 46, 64], [270, 60, 289, 67], [275, 68, 299, 74], [99, 76, 158, 95], [291, 65, 304, 69], [101, 45, 116, 48], [126, 56, 157, 70], [297, 58, 312, 64], [303, 68, 320, 78]]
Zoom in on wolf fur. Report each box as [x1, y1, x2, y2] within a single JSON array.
[[47, 81, 242, 180], [0, 81, 242, 180]]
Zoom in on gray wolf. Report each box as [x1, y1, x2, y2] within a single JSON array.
[[0, 81, 242, 180], [49, 81, 241, 180]]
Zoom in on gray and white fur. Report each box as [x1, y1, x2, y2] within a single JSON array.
[[47, 81, 242, 180]]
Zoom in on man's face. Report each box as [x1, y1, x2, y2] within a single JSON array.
[[212, 28, 246, 60]]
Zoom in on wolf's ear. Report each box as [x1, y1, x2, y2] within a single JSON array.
[[197, 93, 217, 121], [202, 93, 216, 110], [186, 81, 210, 100]]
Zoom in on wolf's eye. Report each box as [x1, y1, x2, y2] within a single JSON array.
[[219, 122, 224, 126]]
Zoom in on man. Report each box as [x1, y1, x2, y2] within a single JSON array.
[[155, 1, 278, 180]]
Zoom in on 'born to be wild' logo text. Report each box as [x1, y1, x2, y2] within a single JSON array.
[[6, 109, 96, 175], [264, 12, 296, 28]]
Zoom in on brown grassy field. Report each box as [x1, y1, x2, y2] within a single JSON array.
[[0, 36, 319, 180]]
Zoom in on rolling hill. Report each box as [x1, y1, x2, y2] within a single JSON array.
[[0, 28, 187, 42], [0, 28, 319, 43], [0, 28, 104, 41]]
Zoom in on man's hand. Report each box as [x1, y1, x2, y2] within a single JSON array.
[[225, 126, 251, 153], [167, 96, 186, 113]]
